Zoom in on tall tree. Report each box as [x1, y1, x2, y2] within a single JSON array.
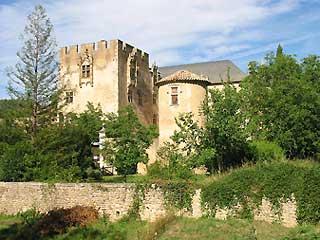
[[242, 47, 320, 158], [7, 5, 58, 139]]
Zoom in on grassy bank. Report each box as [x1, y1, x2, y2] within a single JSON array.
[[0, 214, 319, 240]]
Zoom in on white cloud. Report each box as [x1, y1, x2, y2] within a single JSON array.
[[0, 0, 307, 98], [0, 0, 302, 66], [4, 0, 318, 98]]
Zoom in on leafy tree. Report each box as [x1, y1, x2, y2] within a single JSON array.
[[203, 84, 251, 172], [242, 47, 320, 158], [0, 103, 104, 182], [160, 113, 215, 172], [6, 5, 59, 139], [0, 141, 34, 182], [160, 84, 250, 174], [102, 106, 158, 180]]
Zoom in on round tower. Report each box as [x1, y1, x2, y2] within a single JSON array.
[[156, 70, 211, 144]]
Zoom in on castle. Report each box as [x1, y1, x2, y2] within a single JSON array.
[[59, 39, 245, 173]]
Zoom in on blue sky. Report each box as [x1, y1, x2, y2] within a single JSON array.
[[1, 0, 320, 99]]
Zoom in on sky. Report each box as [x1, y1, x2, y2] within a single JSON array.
[[1, 0, 320, 98]]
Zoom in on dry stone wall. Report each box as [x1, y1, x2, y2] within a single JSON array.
[[0, 182, 297, 227]]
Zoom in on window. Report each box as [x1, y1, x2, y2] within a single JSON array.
[[171, 86, 178, 105], [152, 114, 157, 125], [81, 64, 90, 78], [137, 90, 143, 106], [128, 89, 133, 103], [65, 91, 73, 104]]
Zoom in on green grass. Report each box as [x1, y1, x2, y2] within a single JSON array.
[[0, 214, 319, 240], [158, 218, 320, 240], [0, 215, 22, 232]]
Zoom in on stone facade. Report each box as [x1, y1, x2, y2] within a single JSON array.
[[60, 39, 154, 125], [59, 39, 245, 171], [0, 182, 297, 226]]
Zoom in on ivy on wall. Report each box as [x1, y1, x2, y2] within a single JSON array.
[[201, 161, 320, 224]]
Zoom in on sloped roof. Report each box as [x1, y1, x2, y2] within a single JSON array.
[[156, 70, 211, 85], [159, 60, 246, 85]]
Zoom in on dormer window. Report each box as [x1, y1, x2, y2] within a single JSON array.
[[171, 86, 179, 105], [82, 64, 90, 78]]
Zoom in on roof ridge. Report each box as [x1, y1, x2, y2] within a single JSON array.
[[159, 60, 231, 69]]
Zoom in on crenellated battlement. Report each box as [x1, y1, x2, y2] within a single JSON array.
[[118, 40, 149, 61], [60, 40, 114, 57], [60, 39, 149, 61]]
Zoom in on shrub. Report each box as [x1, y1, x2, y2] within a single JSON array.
[[19, 208, 41, 226], [147, 161, 194, 181], [250, 140, 285, 162], [201, 161, 320, 224]]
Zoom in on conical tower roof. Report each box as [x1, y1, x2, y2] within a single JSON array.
[[155, 70, 210, 86]]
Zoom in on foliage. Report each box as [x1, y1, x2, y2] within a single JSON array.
[[0, 99, 29, 119], [18, 209, 41, 227], [6, 5, 60, 139], [201, 160, 320, 224], [0, 104, 104, 182], [102, 105, 158, 179], [162, 182, 195, 211], [164, 84, 252, 174], [171, 112, 204, 157], [242, 48, 320, 159], [281, 224, 320, 240], [147, 161, 194, 181], [250, 140, 285, 162], [203, 84, 252, 172], [0, 141, 34, 182]]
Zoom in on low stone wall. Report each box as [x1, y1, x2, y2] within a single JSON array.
[[0, 182, 297, 227]]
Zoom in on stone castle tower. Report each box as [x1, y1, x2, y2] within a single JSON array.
[[59, 39, 245, 172], [59, 39, 158, 125], [156, 70, 211, 145]]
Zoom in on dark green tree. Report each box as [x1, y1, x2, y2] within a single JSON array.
[[203, 84, 251, 172], [242, 47, 320, 158], [102, 106, 158, 180]]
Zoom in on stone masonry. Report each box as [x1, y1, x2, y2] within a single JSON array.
[[0, 182, 297, 227]]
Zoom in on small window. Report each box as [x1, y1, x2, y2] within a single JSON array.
[[128, 89, 133, 103], [65, 91, 73, 104], [171, 86, 178, 105], [152, 114, 157, 125], [137, 90, 143, 106], [81, 64, 90, 78]]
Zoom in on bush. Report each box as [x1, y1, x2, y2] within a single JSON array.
[[147, 161, 194, 181], [19, 208, 41, 226], [201, 161, 320, 224], [0, 141, 34, 182], [250, 140, 285, 162]]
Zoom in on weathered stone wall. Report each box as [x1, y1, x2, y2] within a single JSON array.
[[0, 183, 297, 227]]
